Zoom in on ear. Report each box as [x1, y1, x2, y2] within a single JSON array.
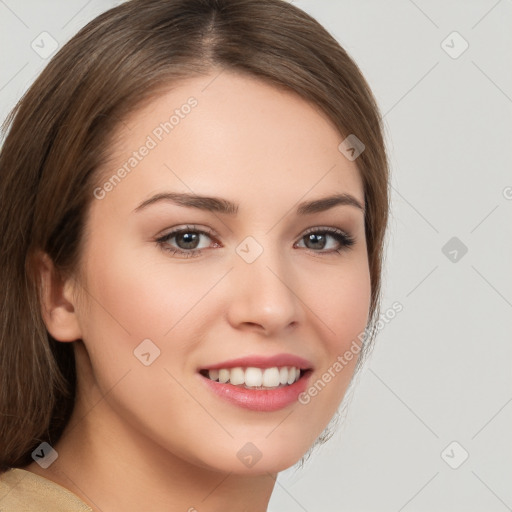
[[33, 250, 83, 342]]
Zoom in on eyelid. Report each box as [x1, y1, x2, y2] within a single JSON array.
[[299, 225, 349, 238], [156, 224, 219, 241]]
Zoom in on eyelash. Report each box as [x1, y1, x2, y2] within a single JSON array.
[[155, 224, 356, 259]]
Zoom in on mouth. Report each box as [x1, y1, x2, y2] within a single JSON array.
[[198, 356, 313, 412]]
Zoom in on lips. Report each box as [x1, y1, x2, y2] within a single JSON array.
[[198, 353, 313, 411]]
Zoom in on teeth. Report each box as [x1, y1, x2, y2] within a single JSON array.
[[287, 366, 297, 385], [262, 367, 280, 387], [206, 366, 301, 389], [245, 367, 263, 387], [230, 367, 245, 386]]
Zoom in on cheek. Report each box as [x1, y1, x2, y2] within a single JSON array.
[[297, 257, 371, 412], [307, 255, 372, 350], [76, 239, 229, 372], [334, 271, 371, 346]]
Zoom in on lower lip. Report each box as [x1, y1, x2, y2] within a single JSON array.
[[199, 371, 312, 412]]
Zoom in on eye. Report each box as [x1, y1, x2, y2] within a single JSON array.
[[155, 225, 219, 258], [295, 227, 355, 254]]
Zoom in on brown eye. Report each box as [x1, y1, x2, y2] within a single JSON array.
[[303, 232, 328, 250], [297, 228, 355, 253], [174, 231, 201, 250], [156, 225, 217, 258]]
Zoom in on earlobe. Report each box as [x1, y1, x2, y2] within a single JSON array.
[[33, 250, 82, 342]]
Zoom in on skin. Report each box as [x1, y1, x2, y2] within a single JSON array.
[[25, 69, 371, 512]]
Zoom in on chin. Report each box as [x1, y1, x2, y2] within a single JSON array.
[[188, 434, 316, 476]]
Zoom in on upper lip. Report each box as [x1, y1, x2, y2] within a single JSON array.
[[200, 353, 313, 371]]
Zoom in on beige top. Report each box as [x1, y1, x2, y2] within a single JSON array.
[[0, 468, 92, 511]]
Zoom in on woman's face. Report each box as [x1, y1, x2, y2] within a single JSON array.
[[72, 70, 371, 474]]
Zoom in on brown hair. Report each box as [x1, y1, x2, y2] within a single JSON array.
[[0, 0, 389, 471]]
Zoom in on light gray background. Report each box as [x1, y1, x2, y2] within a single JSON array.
[[1, 1, 511, 511]]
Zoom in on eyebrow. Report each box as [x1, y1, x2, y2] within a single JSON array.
[[133, 192, 365, 215]]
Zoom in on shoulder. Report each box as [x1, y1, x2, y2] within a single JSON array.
[[0, 468, 92, 511]]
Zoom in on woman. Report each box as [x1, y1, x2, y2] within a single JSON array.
[[0, 0, 390, 510]]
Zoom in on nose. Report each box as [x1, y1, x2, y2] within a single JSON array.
[[225, 244, 302, 336]]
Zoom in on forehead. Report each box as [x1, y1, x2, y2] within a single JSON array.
[[95, 70, 364, 214]]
